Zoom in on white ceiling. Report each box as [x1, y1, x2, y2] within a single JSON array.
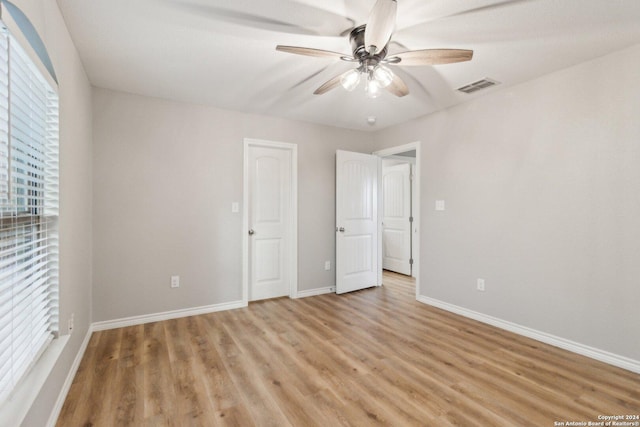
[[56, 0, 640, 131]]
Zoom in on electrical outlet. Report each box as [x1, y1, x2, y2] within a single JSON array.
[[324, 261, 331, 271], [68, 313, 74, 333], [171, 275, 180, 288], [477, 278, 485, 292]]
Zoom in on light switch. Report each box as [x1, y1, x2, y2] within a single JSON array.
[[231, 202, 239, 213], [435, 200, 445, 211]]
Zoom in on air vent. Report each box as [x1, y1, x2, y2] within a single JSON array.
[[457, 78, 500, 94]]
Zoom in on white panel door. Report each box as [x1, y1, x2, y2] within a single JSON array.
[[248, 145, 291, 301], [382, 163, 412, 275], [336, 150, 378, 294]]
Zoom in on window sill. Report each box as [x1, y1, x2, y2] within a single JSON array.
[[0, 335, 70, 427]]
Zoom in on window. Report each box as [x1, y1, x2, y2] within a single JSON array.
[[0, 21, 59, 404]]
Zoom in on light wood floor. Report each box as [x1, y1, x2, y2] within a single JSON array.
[[57, 271, 640, 426]]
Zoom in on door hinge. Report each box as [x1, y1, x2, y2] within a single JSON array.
[[409, 216, 414, 223], [409, 258, 414, 265]]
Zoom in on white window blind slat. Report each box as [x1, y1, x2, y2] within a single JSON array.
[[0, 366, 13, 391], [0, 242, 47, 271], [0, 21, 59, 404], [0, 254, 49, 286], [12, 277, 50, 310], [0, 317, 11, 345], [0, 33, 5, 211], [0, 344, 10, 370], [0, 237, 48, 264], [0, 232, 49, 258]]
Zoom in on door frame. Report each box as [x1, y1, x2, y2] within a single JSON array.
[[373, 141, 421, 299], [242, 138, 298, 304]]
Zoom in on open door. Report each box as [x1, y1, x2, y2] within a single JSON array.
[[336, 150, 379, 294], [382, 163, 412, 275]]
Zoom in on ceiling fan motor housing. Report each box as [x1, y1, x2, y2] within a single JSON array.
[[350, 25, 388, 66]]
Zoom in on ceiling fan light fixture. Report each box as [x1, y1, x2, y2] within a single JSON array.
[[366, 78, 381, 99], [373, 65, 394, 88], [340, 69, 361, 91]]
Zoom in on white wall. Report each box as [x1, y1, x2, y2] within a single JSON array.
[[92, 88, 373, 322], [10, 1, 94, 426], [373, 44, 640, 362]]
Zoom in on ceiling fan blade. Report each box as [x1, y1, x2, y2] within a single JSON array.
[[167, 0, 355, 37], [397, 0, 535, 36], [276, 45, 353, 61], [385, 74, 409, 97], [364, 0, 397, 54], [313, 71, 352, 95], [388, 49, 473, 66], [440, 0, 535, 20]]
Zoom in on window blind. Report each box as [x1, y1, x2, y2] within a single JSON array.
[[0, 21, 59, 405]]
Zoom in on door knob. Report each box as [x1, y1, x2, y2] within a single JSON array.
[[248, 229, 255, 235]]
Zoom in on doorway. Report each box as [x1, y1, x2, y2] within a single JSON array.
[[243, 139, 298, 303], [374, 142, 421, 298], [382, 159, 414, 276]]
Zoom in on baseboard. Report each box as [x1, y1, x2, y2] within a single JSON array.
[[46, 327, 93, 427], [91, 300, 247, 331], [294, 286, 335, 298], [417, 295, 640, 374]]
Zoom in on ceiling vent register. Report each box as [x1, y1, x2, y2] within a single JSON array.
[[457, 78, 500, 94]]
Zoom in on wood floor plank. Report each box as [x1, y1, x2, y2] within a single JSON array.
[[190, 315, 242, 413], [218, 310, 293, 427], [56, 271, 640, 426], [68, 329, 121, 426], [165, 317, 209, 422], [143, 321, 178, 424], [55, 332, 101, 424]]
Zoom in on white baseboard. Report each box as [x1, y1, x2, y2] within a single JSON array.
[[294, 286, 335, 298], [91, 300, 247, 331], [46, 327, 93, 427], [417, 295, 640, 374]]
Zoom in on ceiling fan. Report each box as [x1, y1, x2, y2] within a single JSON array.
[[276, 0, 473, 98]]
